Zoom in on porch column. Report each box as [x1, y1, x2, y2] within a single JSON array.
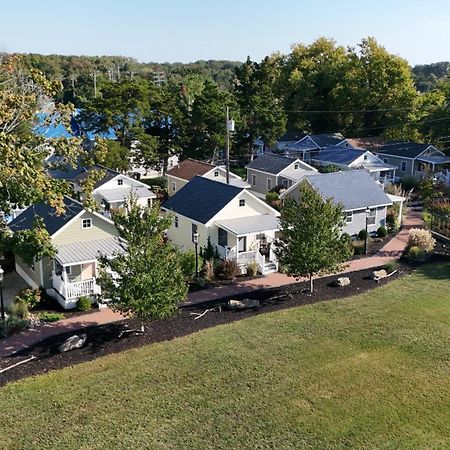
[[62, 265, 69, 299]]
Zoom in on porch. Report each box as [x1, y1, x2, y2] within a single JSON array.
[[48, 237, 124, 309], [214, 215, 280, 275], [414, 155, 450, 180]]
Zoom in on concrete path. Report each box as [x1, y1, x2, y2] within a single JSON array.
[[0, 209, 423, 358]]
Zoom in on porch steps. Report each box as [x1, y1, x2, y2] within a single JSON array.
[[263, 260, 277, 274]]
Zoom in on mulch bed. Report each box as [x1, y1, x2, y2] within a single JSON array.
[[0, 263, 417, 387], [350, 233, 396, 260]]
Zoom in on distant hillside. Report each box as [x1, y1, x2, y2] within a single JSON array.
[[412, 62, 449, 91]]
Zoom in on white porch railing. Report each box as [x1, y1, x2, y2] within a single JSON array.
[[435, 170, 450, 185], [215, 245, 278, 274], [52, 272, 100, 300]]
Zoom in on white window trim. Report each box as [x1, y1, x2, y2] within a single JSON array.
[[82, 218, 92, 229], [117, 179, 123, 186], [252, 174, 256, 186], [214, 171, 219, 177], [239, 199, 245, 207], [172, 181, 176, 192], [345, 211, 353, 224], [174, 216, 179, 228], [267, 178, 272, 191]]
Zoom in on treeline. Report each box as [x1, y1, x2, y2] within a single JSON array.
[[412, 62, 450, 92], [20, 54, 240, 103], [18, 37, 450, 170]]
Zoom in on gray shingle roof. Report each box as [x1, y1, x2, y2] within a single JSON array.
[[306, 170, 392, 211], [75, 165, 120, 189], [162, 176, 242, 224], [375, 142, 433, 158], [277, 130, 306, 143], [246, 154, 297, 175], [9, 197, 84, 235], [309, 133, 345, 148], [313, 148, 366, 166]]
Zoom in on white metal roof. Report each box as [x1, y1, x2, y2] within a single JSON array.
[[97, 186, 156, 203], [55, 237, 125, 265], [215, 214, 280, 236]]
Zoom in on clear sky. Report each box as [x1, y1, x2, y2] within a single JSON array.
[[1, 0, 449, 65]]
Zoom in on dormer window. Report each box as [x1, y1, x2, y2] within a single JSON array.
[[82, 218, 92, 229], [214, 171, 219, 177], [117, 179, 123, 186]]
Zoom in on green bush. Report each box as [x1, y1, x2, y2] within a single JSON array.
[[358, 229, 368, 241], [0, 316, 29, 338], [9, 298, 29, 320], [400, 176, 420, 192], [76, 296, 92, 311], [246, 261, 258, 277], [377, 226, 388, 238], [351, 239, 366, 255], [216, 259, 239, 280], [142, 176, 167, 190], [15, 288, 41, 309], [383, 261, 398, 272], [38, 312, 65, 322], [407, 245, 425, 261], [179, 250, 198, 283], [265, 191, 279, 203]]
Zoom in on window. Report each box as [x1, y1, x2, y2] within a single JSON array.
[[238, 236, 247, 253], [239, 199, 245, 207], [383, 158, 388, 164], [267, 178, 272, 191], [117, 179, 123, 186], [252, 174, 256, 186], [82, 218, 92, 229], [174, 216, 179, 228], [294, 164, 299, 170], [401, 161, 407, 172], [172, 181, 176, 192], [345, 211, 353, 224], [65, 266, 72, 275], [363, 154, 368, 160], [214, 171, 219, 177], [367, 208, 376, 226], [147, 198, 152, 207], [282, 179, 288, 188], [417, 162, 425, 172], [218, 228, 228, 247]]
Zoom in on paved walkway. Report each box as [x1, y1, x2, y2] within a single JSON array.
[[0, 209, 423, 358]]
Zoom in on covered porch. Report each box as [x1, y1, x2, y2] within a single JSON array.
[[364, 163, 397, 186], [49, 237, 124, 309], [214, 215, 280, 275], [415, 154, 450, 180]]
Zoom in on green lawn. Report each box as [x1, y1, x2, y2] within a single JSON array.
[[1, 262, 450, 450]]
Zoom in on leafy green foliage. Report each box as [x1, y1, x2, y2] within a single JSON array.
[[275, 183, 352, 292], [38, 312, 65, 322], [377, 226, 388, 238], [98, 200, 188, 328], [215, 259, 239, 280], [76, 296, 92, 312], [0, 315, 28, 338], [9, 298, 29, 320], [15, 288, 41, 310], [179, 250, 199, 283]]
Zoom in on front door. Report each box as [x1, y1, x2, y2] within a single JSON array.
[[81, 262, 95, 281]]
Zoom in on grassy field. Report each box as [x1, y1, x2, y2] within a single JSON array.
[[1, 262, 450, 449]]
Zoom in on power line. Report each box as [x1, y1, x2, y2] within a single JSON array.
[[283, 106, 421, 114]]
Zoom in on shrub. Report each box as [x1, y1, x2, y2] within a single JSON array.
[[9, 298, 29, 320], [179, 250, 198, 283], [383, 261, 398, 272], [400, 176, 420, 192], [351, 239, 366, 255], [408, 228, 436, 253], [407, 245, 425, 261], [358, 229, 368, 241], [200, 237, 219, 261], [377, 226, 388, 238], [216, 259, 239, 280], [203, 259, 215, 281], [0, 316, 29, 338], [246, 261, 258, 277], [142, 176, 167, 190], [15, 288, 41, 309], [38, 312, 65, 322], [76, 296, 92, 311], [265, 191, 279, 203]]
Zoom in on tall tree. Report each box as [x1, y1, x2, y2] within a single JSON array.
[[275, 183, 352, 293], [98, 200, 188, 332], [234, 56, 286, 153]]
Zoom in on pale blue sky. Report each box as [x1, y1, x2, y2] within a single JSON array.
[[1, 0, 449, 65]]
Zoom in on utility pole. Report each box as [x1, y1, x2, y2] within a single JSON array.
[[225, 107, 235, 184]]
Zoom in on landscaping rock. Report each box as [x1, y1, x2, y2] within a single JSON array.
[[228, 299, 260, 310], [373, 269, 388, 280], [58, 334, 87, 353], [335, 277, 350, 287]]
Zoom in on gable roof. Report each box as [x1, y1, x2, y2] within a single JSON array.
[[9, 197, 84, 236], [74, 165, 120, 189], [343, 137, 386, 150], [162, 176, 243, 224], [313, 148, 367, 166], [375, 142, 435, 158], [305, 170, 392, 211], [246, 154, 298, 175], [277, 130, 306, 143], [166, 158, 215, 181], [309, 133, 345, 148]]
